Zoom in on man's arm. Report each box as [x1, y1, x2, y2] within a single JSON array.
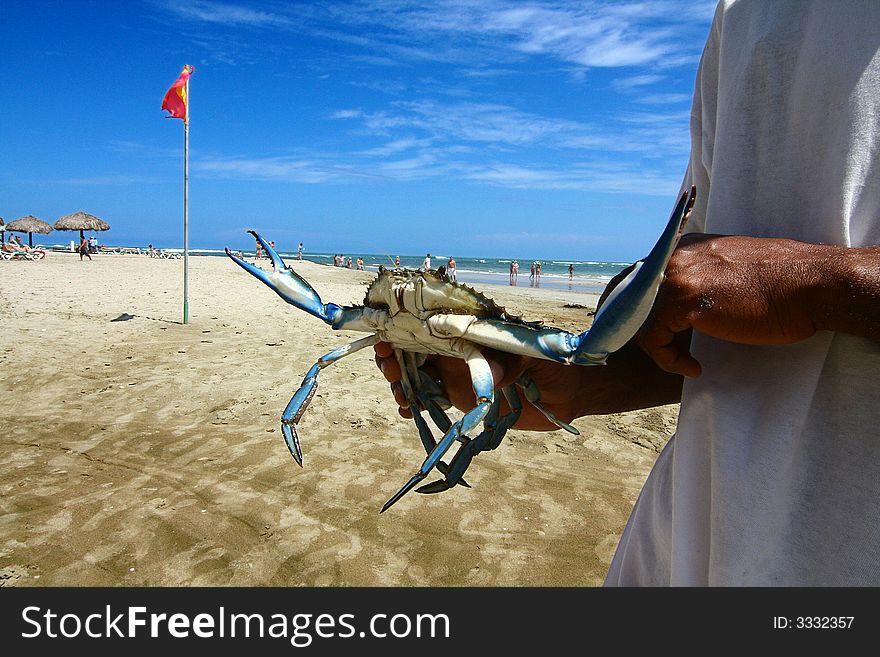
[[638, 235, 880, 377], [375, 236, 879, 429]]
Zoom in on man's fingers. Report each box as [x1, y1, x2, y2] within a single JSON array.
[[484, 349, 525, 388], [643, 342, 702, 378], [391, 381, 410, 410], [374, 341, 394, 358], [378, 355, 401, 383], [374, 342, 402, 383], [375, 343, 524, 417], [639, 300, 702, 378]]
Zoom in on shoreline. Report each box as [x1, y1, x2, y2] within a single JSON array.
[[34, 243, 618, 296]]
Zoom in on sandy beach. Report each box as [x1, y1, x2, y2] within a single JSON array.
[[0, 251, 677, 587]]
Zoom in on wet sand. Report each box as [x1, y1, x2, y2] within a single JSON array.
[[0, 251, 677, 586]]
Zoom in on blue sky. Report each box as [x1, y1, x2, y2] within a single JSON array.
[[1, 0, 716, 260]]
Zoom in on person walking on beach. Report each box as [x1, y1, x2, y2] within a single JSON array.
[[529, 261, 535, 281], [395, 255, 401, 267], [374, 0, 880, 586], [298, 242, 304, 260], [79, 236, 92, 261], [356, 257, 364, 271], [255, 240, 263, 260], [568, 263, 574, 279], [422, 253, 431, 271], [447, 256, 457, 282]]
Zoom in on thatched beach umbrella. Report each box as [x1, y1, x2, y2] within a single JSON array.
[[5, 215, 53, 247], [54, 211, 110, 243]]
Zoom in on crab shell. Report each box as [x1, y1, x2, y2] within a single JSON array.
[[368, 266, 539, 319], [342, 266, 545, 359]]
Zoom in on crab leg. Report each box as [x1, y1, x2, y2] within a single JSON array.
[[280, 335, 378, 465], [397, 351, 470, 487], [487, 384, 524, 451], [517, 374, 579, 435], [406, 352, 454, 433], [394, 349, 438, 455], [417, 383, 524, 493], [225, 232, 342, 325], [381, 345, 495, 513], [415, 398, 498, 494]]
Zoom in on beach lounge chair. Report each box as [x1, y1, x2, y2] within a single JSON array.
[[1, 247, 45, 261]]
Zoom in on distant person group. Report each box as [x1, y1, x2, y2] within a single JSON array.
[[529, 260, 541, 285], [419, 253, 457, 281], [332, 254, 364, 270], [509, 259, 520, 284], [2, 234, 43, 255], [4, 235, 29, 251], [253, 238, 305, 262]]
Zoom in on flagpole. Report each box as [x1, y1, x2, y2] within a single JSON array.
[[183, 74, 190, 324]]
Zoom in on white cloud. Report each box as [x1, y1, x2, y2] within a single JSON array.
[[357, 137, 434, 157], [154, 0, 708, 71], [612, 74, 665, 91], [154, 0, 294, 28], [195, 155, 363, 183], [153, 1, 702, 197], [331, 109, 363, 120], [637, 93, 692, 105]]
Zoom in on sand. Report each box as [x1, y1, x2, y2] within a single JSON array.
[[0, 250, 677, 587]]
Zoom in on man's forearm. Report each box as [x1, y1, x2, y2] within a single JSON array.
[[810, 245, 880, 341]]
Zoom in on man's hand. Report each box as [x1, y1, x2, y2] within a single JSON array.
[[374, 337, 682, 431], [637, 235, 880, 377]]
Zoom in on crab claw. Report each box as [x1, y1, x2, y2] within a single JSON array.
[[281, 420, 304, 466], [416, 479, 451, 494], [572, 186, 695, 364], [380, 472, 428, 513], [225, 232, 342, 325], [381, 349, 495, 512], [417, 438, 474, 494]]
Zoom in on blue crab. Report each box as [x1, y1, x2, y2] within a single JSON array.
[[226, 187, 695, 512]]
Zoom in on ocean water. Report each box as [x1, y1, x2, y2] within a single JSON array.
[[41, 241, 628, 296], [207, 249, 628, 296]]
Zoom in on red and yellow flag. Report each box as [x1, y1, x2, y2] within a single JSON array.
[[161, 65, 195, 120]]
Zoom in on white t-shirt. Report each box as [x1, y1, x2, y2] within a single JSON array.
[[605, 0, 880, 586]]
